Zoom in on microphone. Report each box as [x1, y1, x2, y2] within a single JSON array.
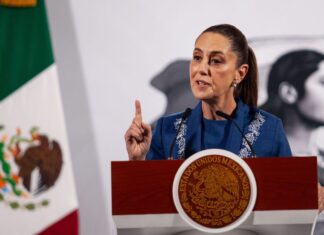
[[168, 108, 192, 160], [216, 110, 256, 157]]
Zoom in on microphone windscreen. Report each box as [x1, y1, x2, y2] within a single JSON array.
[[216, 110, 231, 120]]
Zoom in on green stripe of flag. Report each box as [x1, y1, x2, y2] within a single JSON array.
[[0, 0, 54, 101]]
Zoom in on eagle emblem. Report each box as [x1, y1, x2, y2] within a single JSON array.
[[0, 126, 63, 210]]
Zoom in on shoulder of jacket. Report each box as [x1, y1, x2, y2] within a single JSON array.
[[156, 111, 184, 125], [255, 108, 282, 124]]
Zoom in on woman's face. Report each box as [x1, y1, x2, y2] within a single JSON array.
[[298, 60, 324, 123], [189, 32, 247, 103]]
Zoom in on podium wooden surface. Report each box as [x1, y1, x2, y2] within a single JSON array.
[[111, 157, 318, 235]]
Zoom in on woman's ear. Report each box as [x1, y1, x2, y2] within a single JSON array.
[[235, 64, 249, 84], [278, 82, 298, 104]]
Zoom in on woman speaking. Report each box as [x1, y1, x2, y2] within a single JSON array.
[[124, 24, 291, 161]]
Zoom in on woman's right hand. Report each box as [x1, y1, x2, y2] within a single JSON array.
[[124, 100, 152, 160]]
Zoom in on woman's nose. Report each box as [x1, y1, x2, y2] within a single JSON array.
[[198, 60, 209, 75]]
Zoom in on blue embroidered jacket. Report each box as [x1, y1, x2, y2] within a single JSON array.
[[146, 100, 292, 160]]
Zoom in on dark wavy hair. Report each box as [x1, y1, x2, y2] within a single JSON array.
[[201, 24, 259, 107]]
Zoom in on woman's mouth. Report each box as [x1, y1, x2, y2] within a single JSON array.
[[196, 80, 211, 86]]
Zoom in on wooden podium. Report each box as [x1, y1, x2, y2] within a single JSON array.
[[111, 157, 318, 235]]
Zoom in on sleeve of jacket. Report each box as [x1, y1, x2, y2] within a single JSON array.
[[146, 117, 166, 160], [272, 119, 292, 157]]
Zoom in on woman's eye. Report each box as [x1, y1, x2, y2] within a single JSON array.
[[193, 55, 201, 61], [209, 58, 221, 64]]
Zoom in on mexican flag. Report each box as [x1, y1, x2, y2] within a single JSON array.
[[0, 0, 79, 234]]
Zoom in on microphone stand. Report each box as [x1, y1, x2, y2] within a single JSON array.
[[216, 110, 256, 158]]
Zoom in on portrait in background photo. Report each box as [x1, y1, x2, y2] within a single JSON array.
[[253, 37, 324, 185]]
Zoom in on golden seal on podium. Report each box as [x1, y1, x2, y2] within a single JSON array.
[[173, 149, 257, 233]]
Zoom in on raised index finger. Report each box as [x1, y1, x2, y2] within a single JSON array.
[[134, 100, 142, 121]]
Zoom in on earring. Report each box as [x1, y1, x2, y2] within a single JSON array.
[[232, 82, 237, 88]]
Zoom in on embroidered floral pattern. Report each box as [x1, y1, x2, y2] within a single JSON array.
[[239, 112, 265, 158], [174, 118, 188, 159]]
